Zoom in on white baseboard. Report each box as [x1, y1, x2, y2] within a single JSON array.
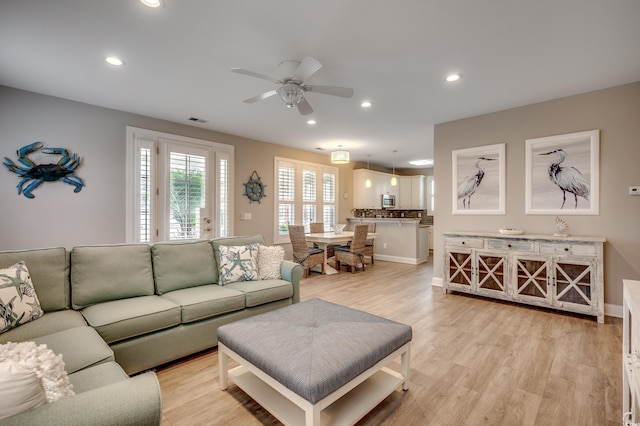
[[431, 277, 443, 288], [375, 254, 423, 265], [605, 303, 622, 319]]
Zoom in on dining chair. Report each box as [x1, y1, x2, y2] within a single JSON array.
[[364, 222, 376, 264], [288, 225, 325, 277], [334, 224, 368, 273]]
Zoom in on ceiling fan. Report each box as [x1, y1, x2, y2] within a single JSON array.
[[231, 57, 354, 115]]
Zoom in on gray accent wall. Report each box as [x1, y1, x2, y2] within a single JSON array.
[[433, 82, 640, 309]]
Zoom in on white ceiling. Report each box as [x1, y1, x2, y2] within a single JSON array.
[[1, 0, 639, 169]]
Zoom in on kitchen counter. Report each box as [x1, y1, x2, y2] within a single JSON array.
[[347, 218, 429, 264]]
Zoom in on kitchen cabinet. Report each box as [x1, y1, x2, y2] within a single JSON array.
[[443, 232, 605, 323], [354, 169, 422, 209], [353, 169, 379, 209], [397, 175, 424, 209]]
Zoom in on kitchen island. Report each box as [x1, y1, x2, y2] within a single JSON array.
[[347, 217, 429, 264]]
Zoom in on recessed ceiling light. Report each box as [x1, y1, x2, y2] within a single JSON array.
[[445, 73, 462, 83], [140, 0, 163, 7], [409, 159, 434, 166], [360, 101, 373, 108], [307, 119, 317, 125], [105, 56, 125, 66]]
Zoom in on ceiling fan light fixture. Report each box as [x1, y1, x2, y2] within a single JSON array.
[[277, 84, 304, 108], [331, 146, 350, 164]]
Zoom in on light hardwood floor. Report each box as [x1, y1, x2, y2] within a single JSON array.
[[157, 260, 622, 426]]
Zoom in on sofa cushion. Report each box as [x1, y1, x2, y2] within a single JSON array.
[[218, 244, 259, 285], [71, 244, 155, 309], [257, 245, 285, 280], [224, 279, 293, 307], [0, 310, 87, 344], [161, 285, 246, 323], [32, 327, 114, 374], [0, 247, 69, 312], [0, 262, 44, 334], [81, 296, 180, 344], [68, 361, 128, 394], [152, 240, 218, 294]]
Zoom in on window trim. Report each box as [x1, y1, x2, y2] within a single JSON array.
[[125, 126, 234, 243]]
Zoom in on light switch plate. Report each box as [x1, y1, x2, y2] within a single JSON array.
[[240, 213, 252, 220], [630, 186, 640, 196]]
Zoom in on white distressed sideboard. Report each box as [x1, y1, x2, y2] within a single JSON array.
[[623, 279, 640, 424], [443, 232, 605, 323]]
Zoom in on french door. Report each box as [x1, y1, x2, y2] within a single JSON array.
[[127, 127, 233, 243]]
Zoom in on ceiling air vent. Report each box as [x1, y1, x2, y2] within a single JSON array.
[[188, 117, 208, 123]]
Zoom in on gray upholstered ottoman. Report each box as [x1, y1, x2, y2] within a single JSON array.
[[217, 298, 412, 425]]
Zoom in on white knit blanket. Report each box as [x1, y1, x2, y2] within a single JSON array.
[[0, 341, 74, 402]]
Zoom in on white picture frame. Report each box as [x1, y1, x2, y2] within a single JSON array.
[[525, 129, 599, 215], [452, 143, 505, 215]]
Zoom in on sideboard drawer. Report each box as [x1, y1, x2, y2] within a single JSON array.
[[487, 239, 535, 252], [445, 237, 484, 249], [539, 243, 597, 256]]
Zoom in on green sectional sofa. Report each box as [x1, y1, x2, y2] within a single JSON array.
[[0, 235, 302, 425]]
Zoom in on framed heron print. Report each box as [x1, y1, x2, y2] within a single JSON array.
[[525, 129, 599, 215], [452, 143, 505, 215]]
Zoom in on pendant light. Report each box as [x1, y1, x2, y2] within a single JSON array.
[[365, 155, 372, 188], [331, 145, 350, 164], [391, 150, 398, 186]]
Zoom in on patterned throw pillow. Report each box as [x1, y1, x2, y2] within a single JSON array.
[[257, 245, 284, 280], [0, 262, 43, 334], [218, 244, 259, 285]]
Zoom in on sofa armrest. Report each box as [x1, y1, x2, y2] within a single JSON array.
[[0, 372, 162, 426], [280, 260, 303, 304]]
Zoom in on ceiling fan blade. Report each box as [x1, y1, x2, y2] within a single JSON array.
[[297, 96, 314, 115], [294, 57, 322, 81], [304, 85, 354, 98], [231, 68, 281, 84], [243, 90, 278, 103]]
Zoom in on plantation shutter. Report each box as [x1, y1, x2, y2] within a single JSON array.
[[302, 169, 317, 232], [278, 163, 295, 236], [323, 172, 336, 227]]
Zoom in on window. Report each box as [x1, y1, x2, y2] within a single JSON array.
[[126, 127, 234, 243], [274, 157, 338, 243]]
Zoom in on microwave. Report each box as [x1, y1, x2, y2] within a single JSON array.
[[381, 194, 396, 208]]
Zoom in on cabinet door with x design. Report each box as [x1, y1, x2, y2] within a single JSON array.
[[445, 248, 508, 300], [475, 250, 508, 299]]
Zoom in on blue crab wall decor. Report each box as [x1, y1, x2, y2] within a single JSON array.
[[3, 142, 85, 199]]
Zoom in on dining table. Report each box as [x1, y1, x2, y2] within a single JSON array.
[[305, 231, 377, 275]]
